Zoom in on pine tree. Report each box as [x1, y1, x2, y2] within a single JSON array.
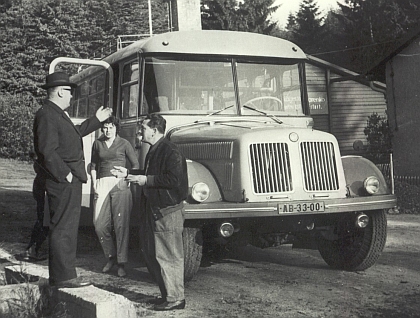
[[311, 7, 349, 67], [287, 0, 325, 54], [105, 0, 168, 37], [0, 0, 169, 95], [201, 0, 242, 30], [201, 0, 279, 34], [333, 0, 420, 72], [237, 0, 279, 34]]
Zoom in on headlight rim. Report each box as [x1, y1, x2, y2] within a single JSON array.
[[191, 182, 210, 202], [364, 176, 380, 195]]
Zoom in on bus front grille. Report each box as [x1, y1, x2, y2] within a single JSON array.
[[177, 142, 233, 160], [250, 143, 292, 193], [300, 141, 339, 191]]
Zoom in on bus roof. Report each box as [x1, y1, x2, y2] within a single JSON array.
[[104, 30, 307, 62], [71, 30, 307, 83]]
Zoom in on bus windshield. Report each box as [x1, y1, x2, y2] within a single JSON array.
[[141, 57, 304, 117]]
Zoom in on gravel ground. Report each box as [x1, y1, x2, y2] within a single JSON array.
[[1, 158, 420, 318]]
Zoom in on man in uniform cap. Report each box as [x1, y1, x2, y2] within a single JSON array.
[[34, 71, 112, 288]]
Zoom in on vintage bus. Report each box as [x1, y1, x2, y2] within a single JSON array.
[[49, 30, 397, 281]]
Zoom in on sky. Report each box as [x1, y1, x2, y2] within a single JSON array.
[[273, 0, 341, 27]]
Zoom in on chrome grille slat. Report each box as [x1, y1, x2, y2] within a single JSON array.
[[301, 141, 338, 191], [270, 143, 279, 192], [301, 142, 310, 190], [250, 143, 292, 194], [176, 142, 233, 160], [223, 162, 234, 191]]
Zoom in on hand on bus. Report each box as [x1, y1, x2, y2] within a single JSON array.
[[95, 106, 113, 122], [110, 166, 127, 178]]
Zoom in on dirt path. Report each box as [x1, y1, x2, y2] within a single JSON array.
[[0, 159, 419, 317]]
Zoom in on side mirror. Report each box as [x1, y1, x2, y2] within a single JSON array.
[[135, 132, 143, 149]]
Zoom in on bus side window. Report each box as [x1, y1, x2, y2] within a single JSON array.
[[69, 81, 88, 118], [121, 85, 138, 118], [141, 62, 162, 114], [87, 76, 106, 117], [71, 73, 107, 118], [121, 61, 139, 118]]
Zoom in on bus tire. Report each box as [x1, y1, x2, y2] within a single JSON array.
[[318, 210, 387, 271], [183, 226, 203, 282]]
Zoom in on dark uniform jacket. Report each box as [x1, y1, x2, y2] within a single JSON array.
[[34, 99, 101, 183], [132, 137, 188, 216]]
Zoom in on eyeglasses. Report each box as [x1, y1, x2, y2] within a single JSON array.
[[62, 88, 74, 94]]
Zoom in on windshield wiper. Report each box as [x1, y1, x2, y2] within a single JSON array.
[[242, 105, 283, 124], [205, 104, 234, 117], [195, 104, 235, 123]]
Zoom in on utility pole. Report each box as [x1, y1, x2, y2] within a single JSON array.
[[165, 0, 202, 31], [148, 0, 153, 36]]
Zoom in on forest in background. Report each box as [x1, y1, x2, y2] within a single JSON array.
[[1, 0, 420, 160], [1, 0, 420, 97]]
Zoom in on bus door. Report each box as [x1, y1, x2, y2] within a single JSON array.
[[48, 57, 114, 225]]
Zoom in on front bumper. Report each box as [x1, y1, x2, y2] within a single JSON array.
[[184, 194, 397, 219]]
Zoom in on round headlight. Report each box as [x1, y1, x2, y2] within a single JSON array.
[[219, 223, 234, 238], [364, 176, 380, 195], [191, 182, 210, 202], [355, 213, 369, 228]]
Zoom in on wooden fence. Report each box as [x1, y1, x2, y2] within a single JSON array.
[[377, 163, 420, 187]]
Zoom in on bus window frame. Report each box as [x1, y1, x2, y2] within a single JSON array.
[[49, 57, 114, 117], [138, 54, 146, 118], [119, 59, 140, 120], [136, 54, 309, 117]]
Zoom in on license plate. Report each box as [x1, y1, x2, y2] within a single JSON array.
[[278, 202, 325, 213]]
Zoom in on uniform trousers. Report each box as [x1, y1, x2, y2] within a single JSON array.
[[28, 174, 48, 252], [93, 177, 132, 264], [46, 178, 82, 284], [141, 201, 185, 302]]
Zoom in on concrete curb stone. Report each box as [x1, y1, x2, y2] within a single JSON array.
[[0, 247, 140, 317]]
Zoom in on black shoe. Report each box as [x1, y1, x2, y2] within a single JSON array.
[[54, 278, 92, 289], [154, 299, 186, 311], [21, 246, 47, 262], [102, 258, 116, 273], [147, 297, 166, 305], [117, 265, 126, 277]]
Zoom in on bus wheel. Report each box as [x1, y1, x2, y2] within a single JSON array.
[[318, 210, 387, 271], [183, 226, 203, 282]]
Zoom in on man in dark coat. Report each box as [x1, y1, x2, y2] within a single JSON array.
[[34, 71, 112, 288], [111, 113, 188, 311]]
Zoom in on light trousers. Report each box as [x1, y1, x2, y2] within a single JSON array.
[[141, 201, 185, 302], [93, 177, 132, 264]]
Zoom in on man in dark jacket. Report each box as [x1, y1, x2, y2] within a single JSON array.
[[111, 113, 188, 311], [34, 71, 112, 288]]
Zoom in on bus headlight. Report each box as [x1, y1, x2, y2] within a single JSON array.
[[364, 176, 380, 195], [191, 182, 210, 202]]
